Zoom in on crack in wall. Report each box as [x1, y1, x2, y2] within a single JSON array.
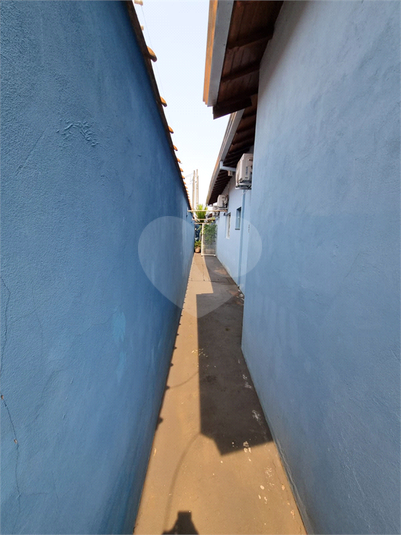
[[7, 289, 54, 331], [1, 279, 21, 528], [1, 275, 119, 531], [1, 277, 11, 378], [14, 129, 47, 179], [0, 278, 22, 526], [51, 469, 61, 512], [32, 285, 45, 363], [1, 394, 22, 529]]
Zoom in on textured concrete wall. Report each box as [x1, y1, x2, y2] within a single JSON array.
[[242, 1, 400, 533], [215, 180, 251, 291], [1, 2, 193, 533]]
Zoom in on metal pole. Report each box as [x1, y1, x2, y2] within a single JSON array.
[[196, 169, 199, 207], [237, 189, 246, 290], [192, 170, 195, 209]]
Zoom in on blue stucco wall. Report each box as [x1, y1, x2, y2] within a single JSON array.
[[215, 181, 252, 292], [242, 1, 400, 533], [1, 2, 193, 533]]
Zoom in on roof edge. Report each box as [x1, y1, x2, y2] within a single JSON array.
[[203, 0, 234, 107], [124, 1, 191, 209], [206, 109, 244, 205]]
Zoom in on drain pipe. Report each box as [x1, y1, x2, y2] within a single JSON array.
[[237, 189, 246, 291]]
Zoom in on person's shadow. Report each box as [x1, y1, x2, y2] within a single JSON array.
[[163, 511, 199, 534]]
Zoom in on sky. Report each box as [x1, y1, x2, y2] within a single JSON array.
[[133, 0, 229, 206]]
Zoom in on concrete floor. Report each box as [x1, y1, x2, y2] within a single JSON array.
[[134, 254, 306, 535]]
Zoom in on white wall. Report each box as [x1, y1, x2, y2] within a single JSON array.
[[215, 178, 251, 292]]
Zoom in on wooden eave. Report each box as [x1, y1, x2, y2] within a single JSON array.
[[124, 1, 191, 208], [207, 98, 258, 205], [205, 1, 283, 205], [207, 0, 283, 120]]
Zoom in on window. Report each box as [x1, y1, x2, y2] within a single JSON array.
[[226, 213, 231, 239], [235, 207, 241, 230]]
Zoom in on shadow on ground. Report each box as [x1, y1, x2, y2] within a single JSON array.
[[197, 256, 272, 455], [162, 511, 199, 534]]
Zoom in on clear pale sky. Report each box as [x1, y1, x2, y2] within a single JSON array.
[[134, 0, 229, 206]]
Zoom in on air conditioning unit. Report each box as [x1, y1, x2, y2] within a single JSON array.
[[216, 194, 228, 208], [236, 153, 253, 187]]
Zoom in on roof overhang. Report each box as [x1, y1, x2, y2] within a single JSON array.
[[204, 1, 283, 205], [206, 110, 244, 205], [204, 0, 283, 119], [203, 0, 235, 107], [206, 99, 258, 205]]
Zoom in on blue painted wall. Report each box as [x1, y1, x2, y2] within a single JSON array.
[[1, 2, 193, 533], [242, 1, 400, 533], [215, 180, 251, 292]]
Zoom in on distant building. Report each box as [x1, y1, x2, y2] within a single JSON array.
[[204, 1, 400, 533]]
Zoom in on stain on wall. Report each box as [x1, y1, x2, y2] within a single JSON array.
[[242, 1, 400, 534], [1, 2, 193, 533]]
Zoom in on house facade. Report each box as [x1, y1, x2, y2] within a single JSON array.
[[206, 114, 253, 292], [214, 179, 252, 293], [1, 2, 193, 533], [204, 1, 400, 533]]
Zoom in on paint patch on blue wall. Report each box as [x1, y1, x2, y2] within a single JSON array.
[[113, 310, 126, 346], [1, 2, 193, 534], [57, 120, 99, 147], [116, 352, 127, 384]]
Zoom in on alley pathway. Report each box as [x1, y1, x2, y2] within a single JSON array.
[[134, 254, 305, 535]]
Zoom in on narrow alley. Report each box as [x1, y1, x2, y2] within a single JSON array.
[[134, 254, 305, 535]]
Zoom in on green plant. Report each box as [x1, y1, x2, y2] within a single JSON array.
[[194, 204, 206, 222], [194, 240, 201, 248], [202, 222, 216, 245]]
